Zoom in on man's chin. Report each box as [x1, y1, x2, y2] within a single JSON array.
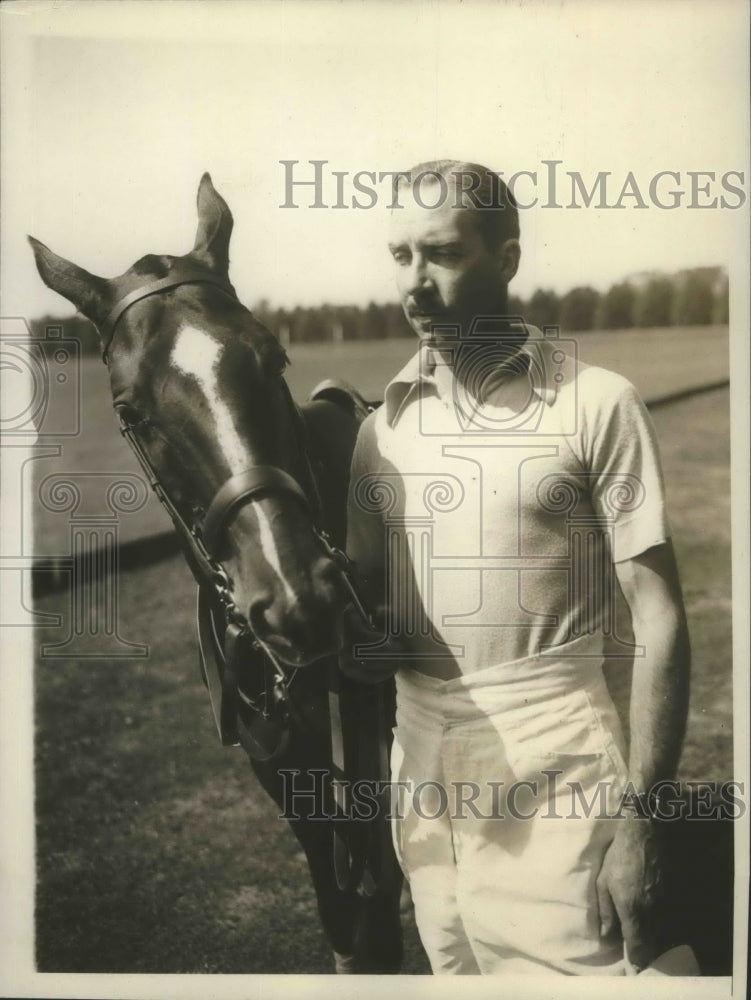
[[410, 316, 457, 342], [425, 328, 460, 350]]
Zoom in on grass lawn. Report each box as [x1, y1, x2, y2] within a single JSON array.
[[30, 326, 728, 553], [32, 380, 733, 973]]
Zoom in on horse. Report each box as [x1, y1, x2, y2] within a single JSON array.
[[29, 173, 404, 974]]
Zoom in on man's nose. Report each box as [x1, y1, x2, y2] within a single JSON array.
[[405, 256, 432, 294]]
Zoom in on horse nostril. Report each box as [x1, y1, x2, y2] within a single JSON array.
[[248, 594, 274, 637], [245, 560, 343, 661], [312, 556, 343, 601]]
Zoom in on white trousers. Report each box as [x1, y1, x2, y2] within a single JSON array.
[[390, 633, 630, 975]]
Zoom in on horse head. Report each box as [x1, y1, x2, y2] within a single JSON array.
[[30, 174, 347, 667]]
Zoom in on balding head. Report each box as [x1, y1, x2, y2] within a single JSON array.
[[393, 160, 520, 251]]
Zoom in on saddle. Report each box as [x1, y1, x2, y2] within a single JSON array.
[[305, 377, 377, 424]]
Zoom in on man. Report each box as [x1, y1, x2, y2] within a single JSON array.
[[343, 160, 690, 975]]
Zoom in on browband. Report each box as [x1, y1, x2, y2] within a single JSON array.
[[100, 270, 236, 362]]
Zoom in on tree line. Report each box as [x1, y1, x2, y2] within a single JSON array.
[[30, 266, 728, 353], [514, 266, 728, 334]]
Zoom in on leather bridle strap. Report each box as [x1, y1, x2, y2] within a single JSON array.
[[202, 466, 310, 557], [100, 270, 236, 363]]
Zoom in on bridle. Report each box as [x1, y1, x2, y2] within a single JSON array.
[[103, 269, 376, 751]]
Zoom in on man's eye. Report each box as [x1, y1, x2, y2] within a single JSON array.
[[433, 249, 461, 262], [391, 251, 410, 265]]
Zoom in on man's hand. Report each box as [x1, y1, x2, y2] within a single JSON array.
[[596, 815, 663, 972], [338, 604, 407, 684]]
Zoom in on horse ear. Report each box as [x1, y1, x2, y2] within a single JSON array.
[[193, 172, 233, 272], [28, 237, 112, 327]]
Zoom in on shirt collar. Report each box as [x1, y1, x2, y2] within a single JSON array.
[[384, 325, 558, 427]]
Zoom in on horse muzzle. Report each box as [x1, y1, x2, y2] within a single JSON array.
[[247, 555, 347, 667]]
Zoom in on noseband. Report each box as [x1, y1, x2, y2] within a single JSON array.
[[202, 466, 309, 556]]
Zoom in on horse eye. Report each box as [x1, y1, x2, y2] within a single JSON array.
[[116, 403, 143, 427]]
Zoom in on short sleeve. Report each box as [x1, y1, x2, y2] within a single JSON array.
[[579, 369, 671, 563]]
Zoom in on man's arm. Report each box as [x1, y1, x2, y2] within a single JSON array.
[[596, 538, 691, 970]]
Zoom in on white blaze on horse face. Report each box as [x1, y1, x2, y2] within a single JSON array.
[[171, 325, 252, 472], [171, 325, 298, 605], [252, 502, 297, 604]]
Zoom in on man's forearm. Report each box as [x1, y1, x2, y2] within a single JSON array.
[[614, 541, 691, 793], [627, 608, 691, 793], [598, 544, 692, 967]]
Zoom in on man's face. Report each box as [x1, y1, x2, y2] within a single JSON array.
[[388, 181, 512, 342]]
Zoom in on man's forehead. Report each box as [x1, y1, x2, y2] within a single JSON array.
[[388, 187, 480, 244]]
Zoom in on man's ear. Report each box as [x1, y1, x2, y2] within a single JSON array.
[[497, 238, 521, 283]]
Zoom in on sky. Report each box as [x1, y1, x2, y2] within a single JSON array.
[[1, 0, 749, 321]]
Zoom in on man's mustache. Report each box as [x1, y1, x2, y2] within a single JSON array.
[[406, 294, 444, 315]]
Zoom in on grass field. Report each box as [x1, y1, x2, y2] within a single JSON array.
[[30, 325, 728, 553], [31, 323, 733, 973]]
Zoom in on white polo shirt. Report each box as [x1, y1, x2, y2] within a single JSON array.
[[346, 327, 670, 675]]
